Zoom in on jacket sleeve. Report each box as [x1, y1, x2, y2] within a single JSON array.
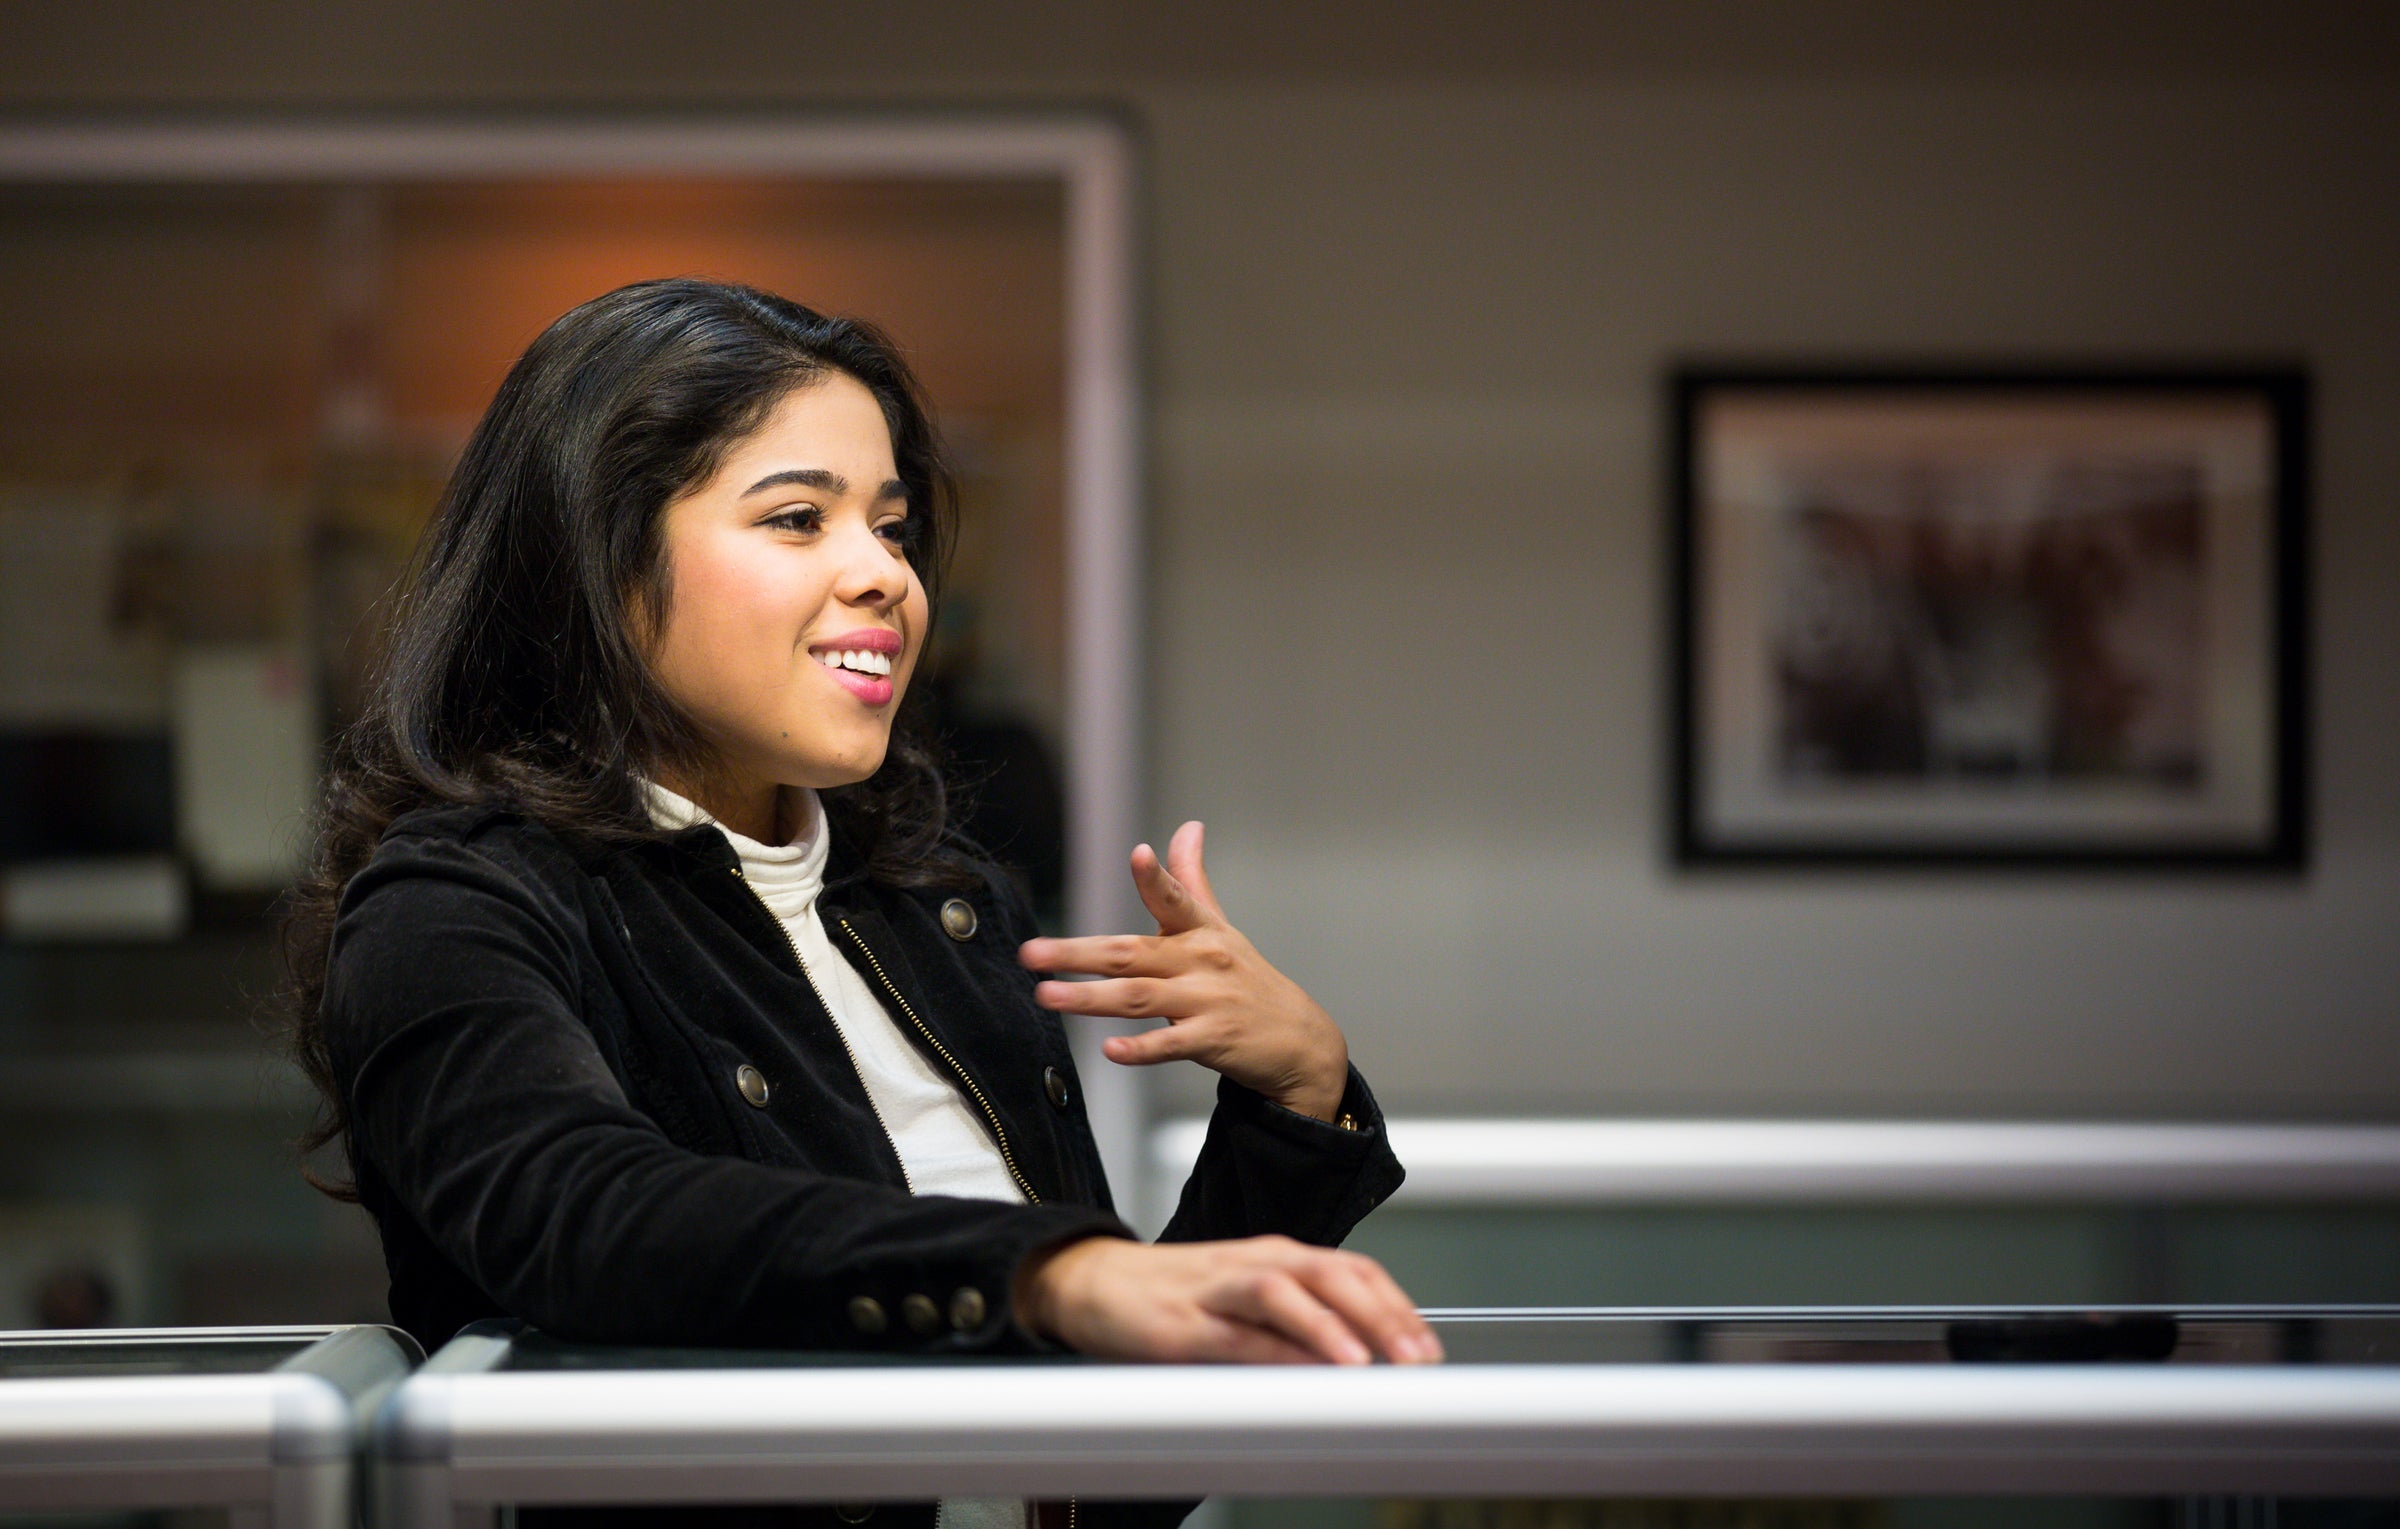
[[324, 830, 1128, 1352], [1155, 1066, 1405, 1248]]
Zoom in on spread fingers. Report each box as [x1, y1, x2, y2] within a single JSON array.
[[1020, 933, 1167, 978], [1033, 976, 1178, 1020], [1100, 1023, 1208, 1068], [1131, 842, 1210, 933]]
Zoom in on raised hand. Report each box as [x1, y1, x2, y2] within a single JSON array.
[[1017, 821, 1350, 1121]]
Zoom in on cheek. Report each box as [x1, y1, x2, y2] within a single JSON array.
[[660, 538, 820, 690]]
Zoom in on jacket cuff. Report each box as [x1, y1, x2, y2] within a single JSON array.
[[1202, 1063, 1407, 1246], [848, 1202, 1131, 1356], [1218, 1062, 1385, 1143]]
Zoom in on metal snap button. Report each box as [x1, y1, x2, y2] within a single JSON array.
[[847, 1296, 887, 1336], [901, 1293, 942, 1335], [1043, 1065, 1071, 1112], [735, 1064, 770, 1108], [949, 1287, 987, 1331], [939, 898, 978, 941], [836, 1505, 875, 1524]]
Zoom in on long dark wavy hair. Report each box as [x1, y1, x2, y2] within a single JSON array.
[[282, 278, 973, 1198]]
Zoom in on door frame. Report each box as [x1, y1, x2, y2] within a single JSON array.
[[0, 113, 1153, 1199]]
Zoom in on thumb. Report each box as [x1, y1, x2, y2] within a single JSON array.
[[1164, 820, 1227, 923], [1130, 841, 1208, 933]]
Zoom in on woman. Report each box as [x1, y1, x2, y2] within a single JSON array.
[[285, 279, 1438, 1396]]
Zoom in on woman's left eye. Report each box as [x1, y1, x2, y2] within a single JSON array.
[[766, 507, 824, 533]]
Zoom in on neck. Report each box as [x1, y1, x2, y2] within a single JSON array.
[[654, 761, 787, 845]]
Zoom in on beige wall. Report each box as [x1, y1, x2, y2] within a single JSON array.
[[6, 4, 2396, 1119], [1143, 78, 2400, 1118]]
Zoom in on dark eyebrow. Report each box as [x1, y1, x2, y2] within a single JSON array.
[[739, 468, 909, 504], [741, 467, 845, 498]]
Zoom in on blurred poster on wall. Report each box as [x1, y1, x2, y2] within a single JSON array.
[[1674, 370, 2306, 867], [171, 646, 318, 891]]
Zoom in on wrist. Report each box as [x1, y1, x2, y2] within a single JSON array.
[[1012, 1233, 1120, 1339], [1270, 1034, 1350, 1122]]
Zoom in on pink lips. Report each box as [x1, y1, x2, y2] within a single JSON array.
[[811, 627, 903, 656], [810, 627, 902, 707], [826, 668, 893, 706]]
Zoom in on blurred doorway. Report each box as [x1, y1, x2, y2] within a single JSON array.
[[0, 117, 1145, 1323]]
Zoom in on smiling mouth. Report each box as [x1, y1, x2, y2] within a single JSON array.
[[813, 648, 894, 678]]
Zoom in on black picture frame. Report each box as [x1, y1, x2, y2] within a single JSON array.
[[1669, 364, 2309, 870]]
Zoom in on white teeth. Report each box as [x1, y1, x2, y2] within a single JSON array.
[[817, 648, 892, 677]]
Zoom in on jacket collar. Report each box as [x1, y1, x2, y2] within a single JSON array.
[[631, 809, 887, 916]]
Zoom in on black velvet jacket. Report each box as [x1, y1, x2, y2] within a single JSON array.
[[323, 801, 1407, 1365]]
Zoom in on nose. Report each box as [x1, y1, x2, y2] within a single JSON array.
[[830, 516, 909, 612]]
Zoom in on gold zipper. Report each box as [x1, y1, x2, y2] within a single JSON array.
[[731, 867, 914, 1194], [835, 916, 1042, 1206]]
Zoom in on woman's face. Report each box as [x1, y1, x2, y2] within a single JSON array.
[[647, 371, 928, 796]]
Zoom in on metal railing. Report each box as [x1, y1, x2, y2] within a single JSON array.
[[1149, 1118, 2400, 1219], [0, 1323, 420, 1529], [371, 1310, 2400, 1525], [9, 1309, 2400, 1525]]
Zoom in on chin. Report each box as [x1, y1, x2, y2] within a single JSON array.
[[811, 741, 891, 788]]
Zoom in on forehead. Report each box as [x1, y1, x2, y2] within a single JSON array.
[[724, 371, 896, 477]]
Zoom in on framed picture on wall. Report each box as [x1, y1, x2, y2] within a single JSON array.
[[1670, 365, 2309, 868]]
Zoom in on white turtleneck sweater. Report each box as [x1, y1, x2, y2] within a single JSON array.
[[644, 781, 1027, 1529], [645, 780, 1026, 1207]]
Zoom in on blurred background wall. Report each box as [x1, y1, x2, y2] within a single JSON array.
[[1142, 71, 2396, 1123], [0, 0, 2396, 1332]]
